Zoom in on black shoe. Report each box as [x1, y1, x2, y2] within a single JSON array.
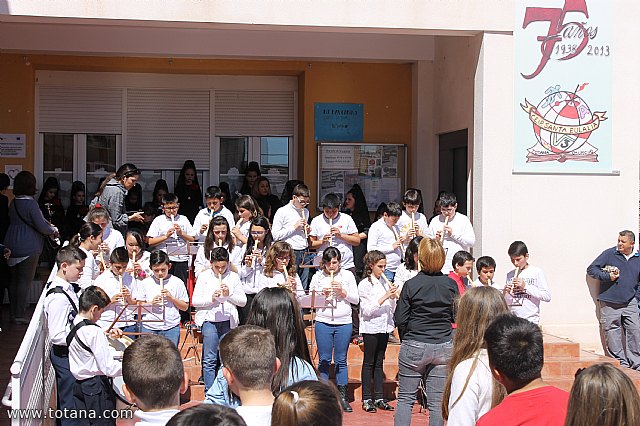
[[198, 375, 204, 385], [362, 399, 377, 413], [337, 385, 353, 412], [374, 399, 394, 411]]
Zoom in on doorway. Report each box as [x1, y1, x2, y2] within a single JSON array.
[[438, 129, 468, 215]]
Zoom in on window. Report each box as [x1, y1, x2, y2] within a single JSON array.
[[218, 136, 291, 198]]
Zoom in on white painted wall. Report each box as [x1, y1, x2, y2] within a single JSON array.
[[474, 0, 640, 351]]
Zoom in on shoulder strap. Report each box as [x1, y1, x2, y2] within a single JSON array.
[[66, 319, 98, 353], [46, 286, 79, 319]]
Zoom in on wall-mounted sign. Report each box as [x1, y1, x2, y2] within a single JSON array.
[[0, 134, 26, 158], [514, 0, 612, 173], [314, 103, 364, 142]]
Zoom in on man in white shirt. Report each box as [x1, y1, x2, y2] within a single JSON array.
[[271, 184, 312, 289], [427, 192, 476, 274], [309, 193, 360, 273]]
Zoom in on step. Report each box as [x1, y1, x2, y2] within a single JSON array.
[[542, 350, 619, 377], [543, 335, 581, 358]]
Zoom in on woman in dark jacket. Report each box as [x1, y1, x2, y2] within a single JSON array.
[[393, 237, 458, 426], [174, 160, 203, 223], [251, 176, 283, 223], [91, 163, 144, 234], [5, 171, 57, 323], [63, 180, 88, 242]]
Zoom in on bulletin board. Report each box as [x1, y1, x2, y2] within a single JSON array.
[[317, 143, 407, 211]]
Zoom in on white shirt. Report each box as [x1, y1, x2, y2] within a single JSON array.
[[192, 269, 246, 328], [310, 212, 358, 269], [94, 270, 138, 330], [234, 220, 251, 247], [447, 349, 494, 426], [496, 265, 551, 325], [147, 214, 195, 262], [44, 276, 80, 346], [309, 269, 359, 325], [427, 213, 476, 274], [358, 275, 396, 334], [133, 409, 180, 426], [397, 211, 429, 240], [137, 275, 189, 330], [193, 206, 236, 241], [102, 225, 125, 254], [127, 250, 153, 281], [47, 245, 100, 290], [236, 405, 273, 426], [393, 263, 418, 294], [367, 218, 403, 272], [259, 270, 304, 300], [271, 201, 309, 250], [239, 246, 268, 295], [472, 278, 492, 288], [68, 315, 122, 380], [194, 244, 243, 279]]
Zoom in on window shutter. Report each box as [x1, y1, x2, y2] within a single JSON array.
[[126, 89, 210, 170], [39, 86, 122, 134], [215, 90, 294, 136]]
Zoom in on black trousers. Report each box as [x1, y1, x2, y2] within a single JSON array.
[[73, 376, 116, 425], [361, 332, 389, 401], [169, 260, 190, 322], [238, 293, 256, 325]]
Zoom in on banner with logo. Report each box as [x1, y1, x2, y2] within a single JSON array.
[[514, 0, 612, 173]]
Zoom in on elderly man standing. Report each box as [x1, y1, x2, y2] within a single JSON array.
[[587, 230, 640, 369]]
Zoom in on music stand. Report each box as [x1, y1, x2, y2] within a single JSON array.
[[106, 301, 166, 336], [298, 290, 333, 361]]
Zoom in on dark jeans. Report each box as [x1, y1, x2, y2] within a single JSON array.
[[50, 346, 79, 426], [73, 376, 116, 425], [361, 333, 389, 401], [202, 320, 231, 392], [316, 322, 352, 386], [293, 249, 312, 290]]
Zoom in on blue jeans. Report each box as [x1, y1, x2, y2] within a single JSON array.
[[384, 269, 395, 282], [50, 347, 79, 426], [394, 339, 453, 426], [141, 324, 180, 347], [294, 249, 311, 290], [315, 322, 352, 386], [121, 324, 140, 339], [202, 320, 231, 392]]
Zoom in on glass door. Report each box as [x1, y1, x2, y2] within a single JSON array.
[[43, 133, 75, 208]]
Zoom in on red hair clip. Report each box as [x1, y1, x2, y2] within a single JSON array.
[[95, 203, 102, 208]]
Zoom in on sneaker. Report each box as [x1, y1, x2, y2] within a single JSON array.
[[352, 336, 364, 350], [374, 399, 394, 411], [362, 399, 377, 413], [388, 333, 400, 345]]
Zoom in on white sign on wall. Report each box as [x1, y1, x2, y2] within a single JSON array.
[[0, 134, 26, 158]]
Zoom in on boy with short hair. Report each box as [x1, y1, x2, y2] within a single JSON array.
[[122, 335, 189, 426], [476, 314, 569, 426], [448, 250, 474, 295], [271, 183, 312, 288], [500, 241, 551, 325], [137, 250, 190, 346], [473, 255, 497, 287], [367, 201, 405, 280], [45, 245, 86, 425], [68, 285, 123, 424], [309, 193, 360, 272], [192, 247, 247, 392], [427, 192, 475, 274], [397, 188, 428, 241], [194, 186, 236, 242], [219, 325, 280, 426], [94, 247, 138, 335], [147, 193, 195, 318]]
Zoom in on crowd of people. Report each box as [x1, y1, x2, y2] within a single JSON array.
[[0, 159, 639, 426]]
